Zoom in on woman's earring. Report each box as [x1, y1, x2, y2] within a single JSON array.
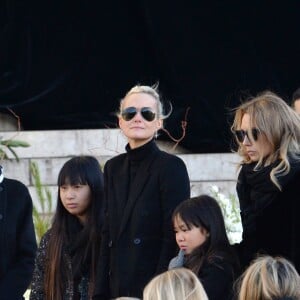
[[154, 131, 158, 139]]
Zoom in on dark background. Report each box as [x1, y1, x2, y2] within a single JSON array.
[[0, 1, 299, 153]]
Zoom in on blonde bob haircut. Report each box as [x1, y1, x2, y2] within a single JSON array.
[[117, 83, 172, 123], [231, 90, 300, 190], [236, 255, 300, 300], [143, 268, 208, 300]]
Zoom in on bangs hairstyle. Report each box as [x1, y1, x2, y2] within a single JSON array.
[[172, 195, 229, 246], [57, 156, 100, 187], [231, 90, 300, 190], [117, 83, 172, 123]]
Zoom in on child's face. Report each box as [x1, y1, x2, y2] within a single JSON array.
[[60, 183, 91, 223], [174, 215, 208, 254]]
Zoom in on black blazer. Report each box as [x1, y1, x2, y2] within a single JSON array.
[[94, 142, 190, 299], [0, 178, 37, 300]]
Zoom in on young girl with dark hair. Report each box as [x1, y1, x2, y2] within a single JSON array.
[[30, 156, 104, 300], [169, 195, 239, 300]]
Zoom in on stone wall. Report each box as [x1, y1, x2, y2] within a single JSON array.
[[0, 129, 240, 212]]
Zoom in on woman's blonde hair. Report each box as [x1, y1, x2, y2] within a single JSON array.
[[236, 255, 300, 300], [143, 268, 208, 300], [231, 90, 300, 190]]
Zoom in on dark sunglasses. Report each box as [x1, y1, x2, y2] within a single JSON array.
[[121, 106, 156, 122], [234, 128, 260, 143]]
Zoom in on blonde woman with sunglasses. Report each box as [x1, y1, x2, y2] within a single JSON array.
[[93, 84, 190, 299], [231, 91, 300, 273]]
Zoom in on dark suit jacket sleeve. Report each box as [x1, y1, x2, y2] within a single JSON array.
[[0, 181, 37, 299], [156, 155, 190, 273], [93, 162, 110, 299]]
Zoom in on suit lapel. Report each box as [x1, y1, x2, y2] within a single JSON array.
[[111, 157, 130, 239]]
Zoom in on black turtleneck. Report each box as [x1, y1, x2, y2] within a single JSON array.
[[122, 139, 157, 209], [126, 139, 157, 180]]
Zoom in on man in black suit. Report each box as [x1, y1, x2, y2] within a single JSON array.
[[0, 166, 37, 299]]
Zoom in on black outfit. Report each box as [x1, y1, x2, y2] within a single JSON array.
[[197, 257, 236, 300], [235, 159, 300, 272], [0, 177, 37, 300], [169, 249, 237, 300], [30, 227, 90, 300], [94, 140, 190, 299]]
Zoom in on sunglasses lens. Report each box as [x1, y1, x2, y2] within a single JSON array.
[[141, 108, 156, 121], [252, 128, 259, 141], [121, 107, 137, 121], [235, 130, 245, 143], [121, 107, 156, 121], [234, 128, 260, 143]]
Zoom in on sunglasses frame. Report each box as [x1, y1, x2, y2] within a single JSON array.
[[121, 106, 156, 122], [234, 128, 260, 143]]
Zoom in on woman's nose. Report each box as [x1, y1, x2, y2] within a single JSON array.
[[65, 189, 75, 198], [242, 134, 252, 145], [176, 233, 184, 241], [132, 111, 143, 122]]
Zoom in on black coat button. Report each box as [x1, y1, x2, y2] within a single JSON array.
[[134, 238, 141, 245], [108, 240, 113, 247], [0, 214, 3, 220], [0, 186, 3, 192]]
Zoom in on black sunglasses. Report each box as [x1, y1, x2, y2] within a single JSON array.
[[121, 107, 156, 122], [234, 128, 260, 143]]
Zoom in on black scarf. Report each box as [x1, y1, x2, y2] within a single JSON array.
[[66, 215, 90, 279], [237, 158, 300, 235]]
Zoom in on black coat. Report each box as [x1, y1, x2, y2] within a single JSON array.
[[169, 250, 237, 300], [197, 257, 236, 300], [0, 178, 37, 300], [235, 161, 300, 272], [94, 141, 190, 299]]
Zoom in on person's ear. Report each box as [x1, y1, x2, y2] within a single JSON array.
[[119, 117, 123, 129], [156, 119, 163, 130]]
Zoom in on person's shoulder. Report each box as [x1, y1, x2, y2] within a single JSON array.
[[106, 152, 127, 165], [157, 149, 185, 164], [2, 177, 28, 192], [154, 151, 188, 178], [280, 157, 300, 189], [103, 153, 127, 174], [206, 253, 236, 275]]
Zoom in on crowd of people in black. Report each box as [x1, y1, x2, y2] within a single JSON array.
[[1, 84, 300, 300]]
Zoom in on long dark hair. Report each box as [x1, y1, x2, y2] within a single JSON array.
[[172, 195, 238, 275], [44, 156, 104, 300]]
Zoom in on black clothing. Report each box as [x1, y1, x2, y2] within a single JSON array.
[[169, 250, 237, 300], [30, 230, 90, 300], [235, 160, 300, 272], [94, 140, 190, 299], [198, 257, 236, 300], [0, 178, 37, 300]]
